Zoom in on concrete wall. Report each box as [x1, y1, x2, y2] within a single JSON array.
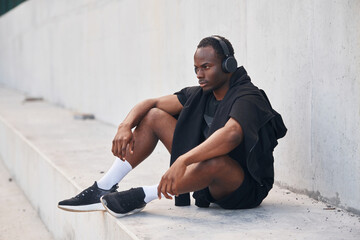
[[0, 0, 359, 213], [243, 0, 360, 213]]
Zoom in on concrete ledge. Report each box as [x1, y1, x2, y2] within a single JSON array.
[[0, 86, 359, 240], [0, 156, 53, 240], [0, 98, 139, 239]]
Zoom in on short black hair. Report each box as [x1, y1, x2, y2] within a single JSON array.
[[197, 35, 235, 60]]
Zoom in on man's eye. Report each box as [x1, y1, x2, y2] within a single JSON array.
[[194, 66, 210, 74]]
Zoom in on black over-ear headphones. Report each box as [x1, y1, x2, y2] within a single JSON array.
[[211, 36, 238, 73]]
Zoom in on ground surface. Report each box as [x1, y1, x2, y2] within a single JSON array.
[[0, 86, 360, 240], [0, 158, 54, 240]]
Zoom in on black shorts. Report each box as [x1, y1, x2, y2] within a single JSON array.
[[193, 171, 272, 209]]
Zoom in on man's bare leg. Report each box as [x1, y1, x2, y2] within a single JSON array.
[[111, 109, 244, 201], [99, 116, 247, 217], [97, 108, 177, 190], [58, 108, 177, 212], [124, 108, 176, 168], [100, 154, 246, 217], [175, 156, 245, 201]]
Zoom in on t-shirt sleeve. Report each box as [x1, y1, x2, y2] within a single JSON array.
[[229, 98, 251, 127], [174, 86, 198, 106], [174, 89, 187, 106], [229, 96, 274, 138]]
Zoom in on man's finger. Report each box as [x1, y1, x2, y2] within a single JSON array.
[[160, 182, 167, 198], [117, 141, 123, 160], [122, 137, 131, 159], [129, 140, 135, 154], [157, 183, 162, 199], [166, 182, 174, 199], [163, 182, 174, 200], [121, 144, 127, 160], [111, 140, 114, 153], [112, 139, 120, 156], [171, 183, 178, 196], [113, 140, 118, 157], [161, 182, 171, 199]]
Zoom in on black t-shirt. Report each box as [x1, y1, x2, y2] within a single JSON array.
[[176, 90, 247, 169], [177, 91, 220, 139], [202, 93, 221, 139]]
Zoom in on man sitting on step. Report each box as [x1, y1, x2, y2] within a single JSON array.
[[58, 35, 287, 217]]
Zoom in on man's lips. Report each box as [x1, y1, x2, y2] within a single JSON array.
[[198, 80, 208, 87]]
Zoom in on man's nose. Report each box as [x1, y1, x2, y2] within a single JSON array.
[[196, 69, 204, 79]]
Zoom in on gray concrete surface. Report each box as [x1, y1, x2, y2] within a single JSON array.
[[0, 157, 53, 240], [1, 87, 360, 240]]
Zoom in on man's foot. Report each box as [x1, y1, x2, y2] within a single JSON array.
[[100, 187, 146, 217], [58, 182, 118, 212]]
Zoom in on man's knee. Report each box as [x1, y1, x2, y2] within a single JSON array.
[[196, 156, 245, 198], [196, 156, 232, 176], [195, 156, 244, 183], [142, 108, 168, 128]]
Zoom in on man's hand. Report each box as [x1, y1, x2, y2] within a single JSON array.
[[157, 158, 187, 199], [112, 124, 134, 160]]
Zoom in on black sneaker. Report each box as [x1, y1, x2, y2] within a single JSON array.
[[58, 182, 118, 212], [100, 187, 146, 217]]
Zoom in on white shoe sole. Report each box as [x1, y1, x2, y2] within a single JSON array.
[[100, 196, 145, 218], [58, 202, 105, 212]]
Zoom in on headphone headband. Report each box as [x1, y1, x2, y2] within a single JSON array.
[[210, 35, 237, 73], [211, 36, 231, 57]]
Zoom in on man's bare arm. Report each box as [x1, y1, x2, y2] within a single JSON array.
[[180, 117, 243, 166], [158, 117, 244, 198], [112, 95, 183, 160]]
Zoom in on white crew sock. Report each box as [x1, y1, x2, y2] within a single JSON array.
[[143, 185, 166, 203], [97, 158, 133, 190]]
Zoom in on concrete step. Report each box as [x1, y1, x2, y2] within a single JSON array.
[[0, 157, 54, 240], [0, 85, 359, 240]]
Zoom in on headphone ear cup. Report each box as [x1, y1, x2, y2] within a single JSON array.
[[222, 57, 238, 73]]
